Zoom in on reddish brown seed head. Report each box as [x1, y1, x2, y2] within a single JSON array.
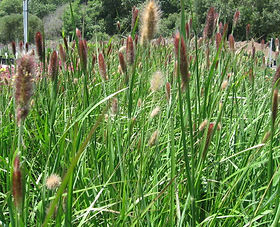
[[19, 41, 23, 53], [273, 65, 280, 88], [233, 10, 240, 25], [216, 33, 222, 50], [78, 40, 87, 71], [165, 82, 171, 102], [92, 54, 96, 67], [126, 35, 134, 65], [228, 34, 235, 51], [35, 32, 43, 62], [25, 42, 29, 52], [59, 44, 66, 64], [203, 7, 216, 39], [185, 22, 190, 39], [131, 6, 139, 30], [15, 54, 35, 124], [118, 52, 127, 74], [12, 155, 23, 212], [11, 41, 16, 56], [98, 52, 108, 80], [49, 51, 59, 81]]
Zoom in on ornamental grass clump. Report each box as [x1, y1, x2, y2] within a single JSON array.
[[140, 0, 161, 45], [15, 54, 35, 125]]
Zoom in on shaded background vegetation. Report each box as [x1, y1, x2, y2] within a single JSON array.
[[0, 0, 280, 43]]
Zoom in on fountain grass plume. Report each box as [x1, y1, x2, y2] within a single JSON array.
[[140, 0, 161, 45], [15, 54, 35, 125]]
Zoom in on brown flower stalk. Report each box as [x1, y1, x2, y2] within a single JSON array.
[[228, 34, 235, 51], [59, 44, 66, 64], [272, 89, 278, 126], [118, 52, 127, 75]]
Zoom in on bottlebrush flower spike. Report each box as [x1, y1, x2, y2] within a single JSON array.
[[131, 6, 139, 31], [19, 41, 23, 53], [12, 155, 23, 212], [215, 33, 222, 50], [228, 34, 235, 51], [15, 54, 35, 125], [140, 0, 161, 45], [118, 51, 127, 74], [78, 40, 87, 71], [233, 10, 240, 26], [25, 42, 29, 52], [49, 51, 59, 81], [272, 89, 278, 125], [98, 52, 108, 80], [185, 22, 190, 39], [35, 32, 43, 62], [59, 44, 66, 64], [203, 7, 216, 39], [165, 82, 171, 102], [126, 35, 134, 65], [11, 41, 16, 56]]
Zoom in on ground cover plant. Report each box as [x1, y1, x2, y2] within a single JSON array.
[[1, 1, 280, 226]]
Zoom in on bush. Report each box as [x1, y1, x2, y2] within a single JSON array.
[[0, 14, 43, 44]]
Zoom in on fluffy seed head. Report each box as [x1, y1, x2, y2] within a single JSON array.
[[228, 34, 235, 51], [98, 52, 108, 80], [78, 40, 87, 71], [111, 98, 118, 116], [46, 174, 61, 190], [49, 51, 59, 81], [12, 155, 23, 212], [140, 0, 161, 45], [199, 119, 208, 131], [15, 54, 35, 125], [59, 44, 66, 64], [150, 71, 164, 92], [126, 35, 134, 65], [148, 130, 159, 146], [118, 52, 127, 74], [233, 10, 240, 26], [131, 6, 139, 31], [221, 80, 228, 90], [203, 7, 216, 39], [150, 106, 160, 118], [215, 33, 222, 50]]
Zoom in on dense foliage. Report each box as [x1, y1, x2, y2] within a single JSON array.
[[0, 0, 280, 43]]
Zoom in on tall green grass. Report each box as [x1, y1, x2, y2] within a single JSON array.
[[1, 1, 280, 226]]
